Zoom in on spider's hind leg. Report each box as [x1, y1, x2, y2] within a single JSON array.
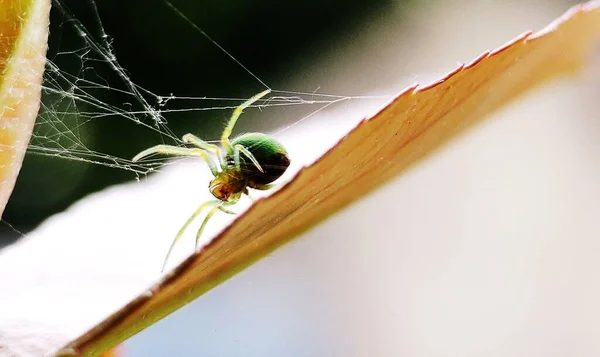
[[253, 183, 277, 191], [243, 188, 256, 203], [234, 144, 264, 173]]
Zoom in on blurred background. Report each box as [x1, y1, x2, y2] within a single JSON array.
[[2, 0, 600, 356]]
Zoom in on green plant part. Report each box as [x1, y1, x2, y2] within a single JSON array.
[[132, 89, 291, 271]]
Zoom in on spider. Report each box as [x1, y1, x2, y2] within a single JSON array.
[[132, 89, 290, 270]]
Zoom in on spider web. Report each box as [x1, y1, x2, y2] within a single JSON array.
[[0, 0, 394, 241], [31, 0, 381, 177]]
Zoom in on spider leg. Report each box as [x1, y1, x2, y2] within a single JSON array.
[[162, 199, 220, 272], [233, 144, 264, 173], [182, 133, 226, 169], [246, 193, 256, 203], [252, 183, 277, 191], [242, 187, 257, 203], [195, 200, 238, 249], [221, 89, 271, 155], [132, 145, 219, 176], [219, 206, 236, 215]]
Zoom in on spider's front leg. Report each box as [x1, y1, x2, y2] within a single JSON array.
[[132, 145, 220, 177], [162, 199, 220, 271], [183, 133, 226, 169], [221, 89, 271, 154], [161, 200, 236, 271]]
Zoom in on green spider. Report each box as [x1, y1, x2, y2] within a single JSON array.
[[132, 89, 290, 270]]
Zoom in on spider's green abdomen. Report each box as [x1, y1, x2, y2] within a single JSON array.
[[231, 132, 290, 186]]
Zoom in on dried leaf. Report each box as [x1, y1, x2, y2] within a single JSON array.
[[0, 0, 49, 215], [55, 2, 600, 356]]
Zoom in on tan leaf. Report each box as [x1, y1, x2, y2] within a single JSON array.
[[0, 0, 49, 215], [54, 2, 600, 356]]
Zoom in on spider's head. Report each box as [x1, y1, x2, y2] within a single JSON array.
[[209, 180, 230, 201], [209, 176, 242, 202]]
